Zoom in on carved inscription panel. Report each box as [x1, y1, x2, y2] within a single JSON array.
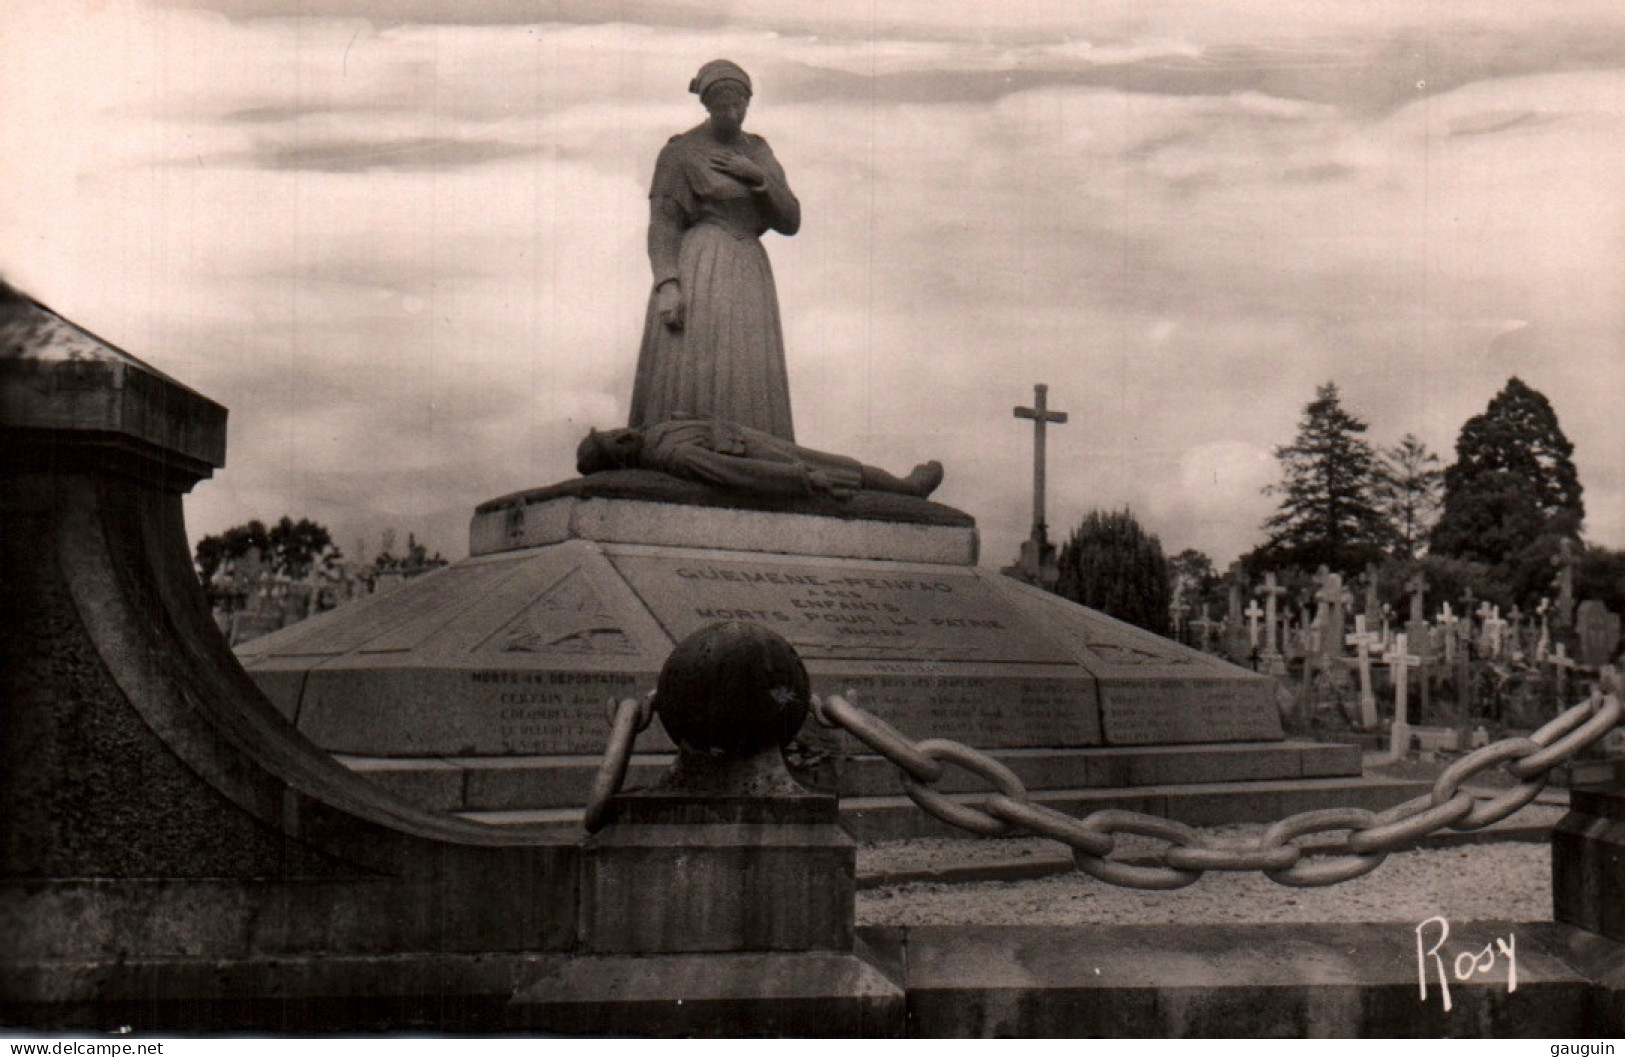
[[825, 669, 1102, 748], [299, 668, 664, 756], [611, 555, 1076, 664], [1100, 679, 1282, 745], [474, 669, 656, 752]]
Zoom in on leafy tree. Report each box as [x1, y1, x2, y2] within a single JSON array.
[[1431, 377, 1583, 566], [1253, 382, 1390, 573], [195, 516, 340, 583], [1055, 508, 1172, 635], [1374, 434, 1443, 561], [1577, 545, 1625, 618], [1169, 548, 1217, 607], [195, 519, 269, 584]]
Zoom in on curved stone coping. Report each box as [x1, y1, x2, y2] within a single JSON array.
[[1, 284, 226, 474], [5, 459, 579, 964]]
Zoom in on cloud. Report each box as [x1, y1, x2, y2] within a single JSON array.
[[216, 135, 541, 172], [4, 0, 1623, 567]]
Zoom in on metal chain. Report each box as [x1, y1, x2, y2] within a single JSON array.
[[809, 670, 1623, 890], [583, 693, 655, 833]]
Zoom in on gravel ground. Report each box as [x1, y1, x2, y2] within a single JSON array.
[[853, 750, 1576, 927], [856, 835, 1553, 927]]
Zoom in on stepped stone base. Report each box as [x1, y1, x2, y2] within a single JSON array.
[[335, 740, 1361, 814], [229, 479, 1412, 838], [241, 485, 1285, 784], [511, 947, 906, 1037], [331, 740, 1403, 836], [11, 925, 1617, 1036], [882, 923, 1625, 1038]]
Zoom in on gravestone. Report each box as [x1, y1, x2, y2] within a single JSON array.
[[1575, 600, 1622, 669], [1383, 633, 1421, 755], [1404, 571, 1432, 663], [1315, 571, 1347, 671], [1255, 572, 1287, 675], [1222, 564, 1250, 661], [1243, 598, 1263, 654], [1345, 615, 1380, 729]]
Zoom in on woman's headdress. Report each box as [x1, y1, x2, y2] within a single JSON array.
[[690, 59, 752, 100]]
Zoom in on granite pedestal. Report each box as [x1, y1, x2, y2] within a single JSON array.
[[233, 469, 1368, 829]]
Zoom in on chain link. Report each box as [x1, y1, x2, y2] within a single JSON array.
[[898, 739, 1026, 836], [580, 673, 1622, 888], [1072, 811, 1207, 890], [1259, 808, 1386, 887], [814, 675, 1622, 890], [583, 694, 655, 833]]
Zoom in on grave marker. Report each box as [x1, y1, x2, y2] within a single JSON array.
[[1549, 643, 1576, 701], [1191, 604, 1219, 653], [1223, 564, 1250, 660], [1256, 572, 1286, 669], [1316, 571, 1347, 671], [1384, 632, 1422, 756], [1345, 614, 1380, 729], [1575, 600, 1622, 669]]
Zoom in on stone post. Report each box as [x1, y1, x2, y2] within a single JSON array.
[[517, 621, 904, 1036], [1552, 671, 1625, 945]]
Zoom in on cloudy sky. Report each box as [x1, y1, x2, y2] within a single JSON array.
[[4, 0, 1622, 570]]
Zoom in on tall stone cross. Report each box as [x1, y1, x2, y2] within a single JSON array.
[[1014, 383, 1068, 539], [1008, 383, 1068, 588]]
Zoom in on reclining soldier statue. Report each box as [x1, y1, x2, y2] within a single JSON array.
[[576, 417, 944, 501]]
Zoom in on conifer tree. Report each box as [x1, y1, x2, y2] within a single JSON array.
[[1431, 377, 1583, 565], [1255, 382, 1389, 572], [1374, 433, 1443, 560], [1056, 509, 1172, 635]]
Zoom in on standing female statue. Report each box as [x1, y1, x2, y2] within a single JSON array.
[[628, 60, 801, 441]]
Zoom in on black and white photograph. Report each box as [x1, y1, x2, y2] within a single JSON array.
[[3, 0, 1624, 1041]]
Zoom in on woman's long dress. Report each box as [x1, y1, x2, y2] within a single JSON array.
[[628, 126, 800, 441]]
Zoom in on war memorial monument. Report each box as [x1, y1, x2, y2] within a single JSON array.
[[233, 59, 1400, 836]]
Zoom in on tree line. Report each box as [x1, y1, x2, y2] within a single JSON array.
[[1056, 376, 1624, 633]]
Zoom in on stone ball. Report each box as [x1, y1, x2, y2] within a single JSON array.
[[656, 621, 810, 755]]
